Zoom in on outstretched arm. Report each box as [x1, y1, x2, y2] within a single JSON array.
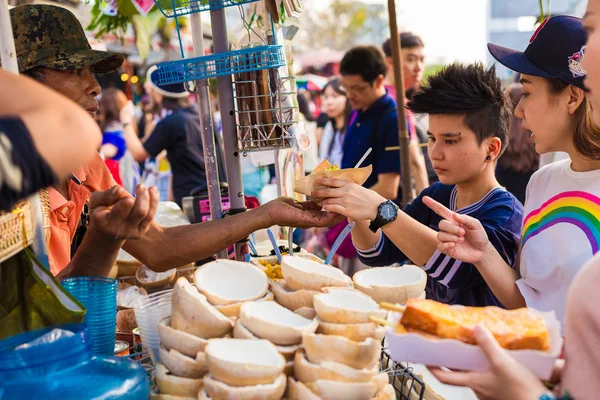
[[422, 196, 525, 309], [314, 179, 439, 266], [124, 198, 345, 272]]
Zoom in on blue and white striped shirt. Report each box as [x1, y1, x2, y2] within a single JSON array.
[[358, 183, 523, 308]]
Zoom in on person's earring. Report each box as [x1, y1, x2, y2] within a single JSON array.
[[486, 156, 492, 161]]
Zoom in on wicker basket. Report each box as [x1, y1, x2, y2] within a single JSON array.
[[0, 200, 35, 263]]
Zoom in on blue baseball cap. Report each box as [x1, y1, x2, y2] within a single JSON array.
[[488, 15, 587, 90], [146, 65, 190, 98]]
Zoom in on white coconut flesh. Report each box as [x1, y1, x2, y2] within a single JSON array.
[[194, 260, 269, 306], [205, 338, 285, 369], [353, 266, 426, 304], [313, 290, 387, 324], [137, 265, 176, 283], [215, 291, 274, 318], [281, 256, 352, 292], [232, 320, 301, 361], [354, 265, 425, 287], [240, 301, 318, 345], [117, 249, 140, 264], [117, 284, 147, 309], [205, 339, 285, 387]]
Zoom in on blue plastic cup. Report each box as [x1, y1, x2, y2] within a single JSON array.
[[61, 277, 118, 357]]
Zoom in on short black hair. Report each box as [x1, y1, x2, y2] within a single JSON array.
[[340, 45, 387, 82], [382, 32, 424, 57], [407, 62, 511, 153]]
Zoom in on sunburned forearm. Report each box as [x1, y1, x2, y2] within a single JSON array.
[[475, 243, 525, 309], [124, 207, 270, 272], [380, 211, 439, 266], [57, 227, 124, 279]]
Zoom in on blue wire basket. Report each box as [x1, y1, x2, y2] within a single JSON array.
[[154, 0, 258, 17], [156, 45, 286, 85]]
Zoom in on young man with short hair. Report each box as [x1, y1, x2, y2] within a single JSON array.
[[314, 63, 523, 308], [339, 45, 427, 200], [383, 32, 438, 185], [382, 32, 425, 99]]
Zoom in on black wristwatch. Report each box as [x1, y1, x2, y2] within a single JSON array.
[[369, 200, 399, 233]]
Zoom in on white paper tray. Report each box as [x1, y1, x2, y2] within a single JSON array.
[[385, 307, 562, 380]]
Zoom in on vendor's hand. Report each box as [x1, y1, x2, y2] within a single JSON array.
[[429, 326, 549, 400], [263, 197, 345, 228], [89, 184, 159, 240], [312, 178, 386, 221], [422, 196, 488, 264]]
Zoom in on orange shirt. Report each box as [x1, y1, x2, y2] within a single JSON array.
[[48, 152, 116, 275]]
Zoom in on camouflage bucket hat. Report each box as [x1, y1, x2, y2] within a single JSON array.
[[9, 4, 124, 74]]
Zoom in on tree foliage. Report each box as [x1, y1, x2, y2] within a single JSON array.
[[299, 0, 383, 51]]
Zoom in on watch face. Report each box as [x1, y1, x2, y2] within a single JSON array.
[[380, 203, 397, 220]]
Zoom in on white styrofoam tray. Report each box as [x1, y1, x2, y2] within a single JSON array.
[[385, 307, 562, 380]]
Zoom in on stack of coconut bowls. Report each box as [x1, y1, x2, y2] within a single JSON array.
[[266, 255, 392, 399], [153, 260, 273, 399], [233, 300, 319, 377], [287, 288, 393, 400], [271, 255, 354, 320], [199, 338, 288, 400]]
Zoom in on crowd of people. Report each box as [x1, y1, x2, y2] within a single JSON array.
[[3, 1, 600, 399]]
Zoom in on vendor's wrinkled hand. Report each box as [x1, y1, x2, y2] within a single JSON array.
[[429, 325, 549, 400], [89, 184, 159, 240], [423, 196, 488, 264], [312, 178, 386, 221], [263, 197, 344, 228]]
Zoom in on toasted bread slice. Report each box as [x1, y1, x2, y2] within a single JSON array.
[[400, 299, 550, 351]]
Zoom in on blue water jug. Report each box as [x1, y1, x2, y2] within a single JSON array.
[[0, 324, 149, 400]]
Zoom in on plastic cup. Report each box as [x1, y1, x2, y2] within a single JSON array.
[[61, 277, 117, 357], [132, 289, 172, 364]]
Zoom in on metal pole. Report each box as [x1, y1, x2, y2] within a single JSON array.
[[190, 12, 228, 260], [0, 0, 18, 74], [387, 0, 413, 205], [210, 8, 247, 261]]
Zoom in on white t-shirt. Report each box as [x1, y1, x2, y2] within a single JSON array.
[[517, 158, 600, 330]]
